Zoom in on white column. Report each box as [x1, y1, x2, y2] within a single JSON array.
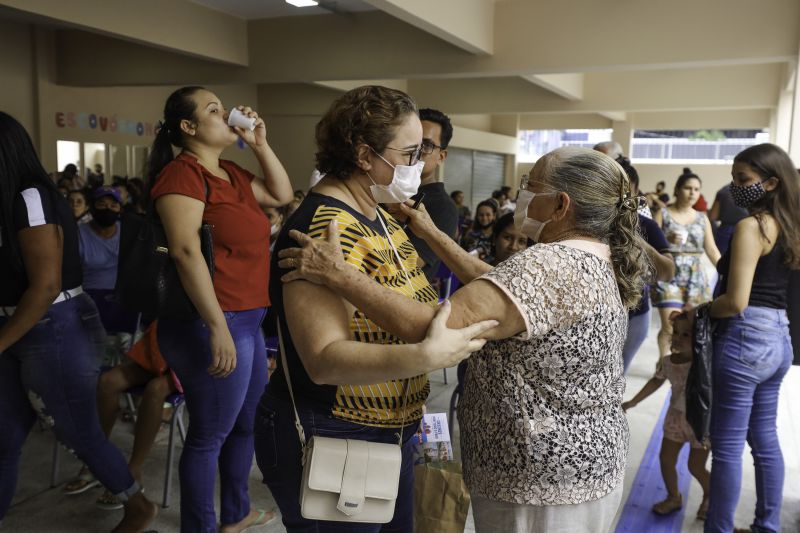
[[612, 120, 633, 158], [788, 49, 800, 163]]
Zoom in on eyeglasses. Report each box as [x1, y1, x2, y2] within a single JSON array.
[[421, 140, 443, 155], [383, 144, 423, 166]]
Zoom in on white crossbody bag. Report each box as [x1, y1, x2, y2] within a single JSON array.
[[278, 211, 414, 523]]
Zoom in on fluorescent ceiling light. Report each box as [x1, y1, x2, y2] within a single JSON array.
[[286, 0, 319, 6]]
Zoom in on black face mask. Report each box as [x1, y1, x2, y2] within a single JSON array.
[[91, 208, 120, 228]]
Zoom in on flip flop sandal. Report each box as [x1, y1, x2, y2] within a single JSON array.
[[63, 470, 100, 495], [95, 491, 123, 511], [242, 509, 277, 532]]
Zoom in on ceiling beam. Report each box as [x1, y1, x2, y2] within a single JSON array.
[[0, 0, 248, 66], [407, 64, 782, 115], [522, 73, 583, 101], [364, 0, 494, 55]]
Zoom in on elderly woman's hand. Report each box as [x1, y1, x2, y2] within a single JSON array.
[[278, 220, 347, 284], [419, 300, 498, 372], [398, 201, 437, 240]]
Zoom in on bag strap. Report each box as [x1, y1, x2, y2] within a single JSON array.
[[277, 319, 412, 449]]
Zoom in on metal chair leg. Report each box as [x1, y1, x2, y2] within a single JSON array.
[[50, 438, 60, 488], [163, 408, 179, 508]]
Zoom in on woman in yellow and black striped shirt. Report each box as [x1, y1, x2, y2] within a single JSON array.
[[254, 86, 495, 533]]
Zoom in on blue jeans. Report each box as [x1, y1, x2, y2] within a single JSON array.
[[254, 392, 417, 532], [158, 308, 267, 533], [622, 309, 651, 373], [0, 293, 138, 519], [705, 306, 793, 533]]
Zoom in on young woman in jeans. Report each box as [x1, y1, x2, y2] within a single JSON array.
[[147, 86, 293, 532], [0, 112, 156, 532], [705, 143, 800, 533]]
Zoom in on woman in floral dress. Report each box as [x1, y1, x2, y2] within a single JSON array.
[[652, 171, 720, 357]]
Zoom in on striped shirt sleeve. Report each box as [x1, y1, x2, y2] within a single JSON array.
[[14, 186, 58, 231]]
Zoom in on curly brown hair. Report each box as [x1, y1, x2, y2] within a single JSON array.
[[315, 85, 418, 180]]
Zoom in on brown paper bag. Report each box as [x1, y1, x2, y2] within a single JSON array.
[[413, 461, 471, 533]]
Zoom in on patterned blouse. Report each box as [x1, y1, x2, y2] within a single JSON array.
[[459, 242, 629, 506]]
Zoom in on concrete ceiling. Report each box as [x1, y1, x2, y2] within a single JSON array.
[[1, 0, 797, 136]]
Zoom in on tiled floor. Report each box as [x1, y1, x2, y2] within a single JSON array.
[[4, 314, 800, 532]]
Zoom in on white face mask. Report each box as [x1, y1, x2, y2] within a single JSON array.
[[514, 189, 555, 242], [368, 150, 424, 204]]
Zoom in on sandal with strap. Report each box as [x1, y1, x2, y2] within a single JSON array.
[[652, 495, 683, 515], [242, 509, 277, 531], [63, 468, 100, 495], [96, 490, 124, 511]]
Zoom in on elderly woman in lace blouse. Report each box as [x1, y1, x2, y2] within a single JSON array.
[[278, 147, 650, 533]]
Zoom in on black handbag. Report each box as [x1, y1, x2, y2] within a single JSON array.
[[685, 302, 713, 443], [116, 179, 214, 320]]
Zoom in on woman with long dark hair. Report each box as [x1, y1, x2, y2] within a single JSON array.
[[147, 86, 292, 532], [0, 112, 156, 531], [705, 144, 800, 533], [461, 199, 498, 262]]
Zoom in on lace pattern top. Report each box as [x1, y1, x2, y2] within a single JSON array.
[[458, 242, 629, 505]]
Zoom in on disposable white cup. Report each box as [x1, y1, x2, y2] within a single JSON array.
[[673, 228, 689, 246], [227, 108, 256, 131]]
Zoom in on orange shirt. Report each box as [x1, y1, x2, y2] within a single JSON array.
[[150, 153, 270, 311]]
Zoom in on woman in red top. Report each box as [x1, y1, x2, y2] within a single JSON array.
[[147, 86, 292, 533]]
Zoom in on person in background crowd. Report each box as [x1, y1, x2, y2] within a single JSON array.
[[492, 189, 513, 216], [57, 178, 70, 197], [598, 150, 675, 372], [490, 212, 530, 265], [60, 163, 85, 191], [450, 189, 472, 237], [705, 144, 800, 533], [254, 85, 495, 533], [148, 86, 292, 532], [708, 183, 748, 256], [76, 186, 137, 335], [694, 193, 709, 212], [461, 199, 498, 262], [278, 146, 649, 532], [112, 179, 131, 208], [500, 185, 516, 212], [123, 177, 147, 215], [404, 107, 458, 283], [92, 322, 179, 511], [0, 111, 156, 532], [87, 164, 104, 190], [67, 189, 92, 224], [654, 180, 671, 204], [263, 205, 288, 253], [593, 140, 624, 160], [652, 169, 720, 358], [623, 311, 710, 519]]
